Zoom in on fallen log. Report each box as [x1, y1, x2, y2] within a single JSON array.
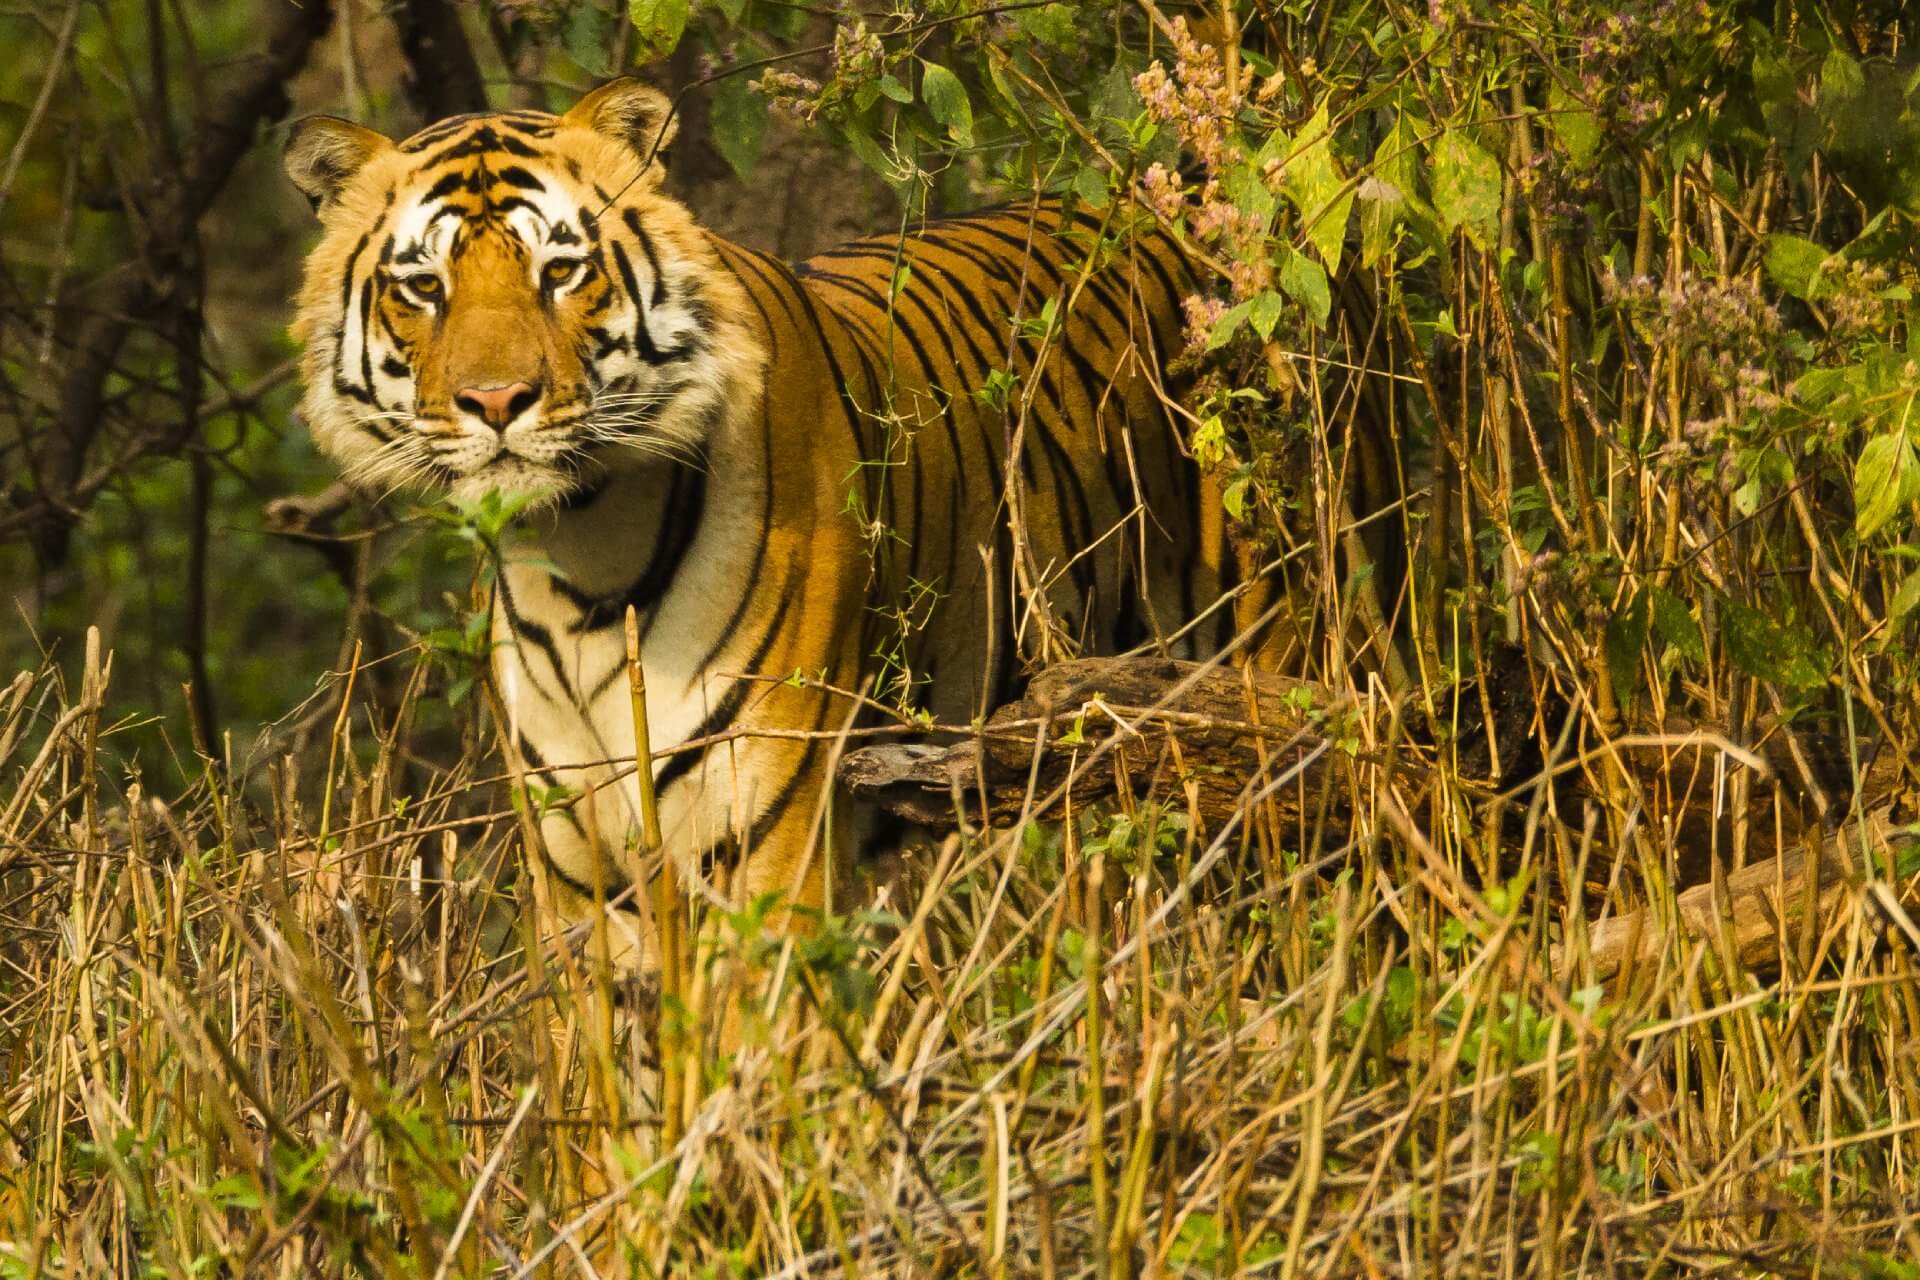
[[838, 656, 1411, 832], [840, 655, 1917, 979], [839, 656, 1841, 854], [1572, 808, 1920, 980]]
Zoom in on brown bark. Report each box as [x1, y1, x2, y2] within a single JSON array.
[[27, 0, 336, 563], [393, 0, 489, 120], [839, 656, 1406, 832], [1572, 808, 1918, 980], [841, 655, 1917, 980]]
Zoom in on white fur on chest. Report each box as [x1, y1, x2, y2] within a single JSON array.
[[492, 458, 771, 872]]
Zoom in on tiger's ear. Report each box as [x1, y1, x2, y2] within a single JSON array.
[[285, 117, 394, 213], [564, 79, 677, 169]]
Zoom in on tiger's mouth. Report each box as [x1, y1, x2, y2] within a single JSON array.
[[369, 395, 692, 506], [442, 451, 590, 506]]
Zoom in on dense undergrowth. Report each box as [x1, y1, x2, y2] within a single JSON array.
[[7, 0, 1920, 1276]]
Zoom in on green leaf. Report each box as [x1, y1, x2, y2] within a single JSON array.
[[1362, 113, 1431, 265], [1650, 586, 1704, 662], [1889, 567, 1920, 625], [627, 0, 689, 61], [920, 61, 973, 146], [875, 73, 913, 104], [838, 119, 898, 187], [1248, 289, 1286, 340], [711, 75, 768, 180], [1358, 175, 1406, 269], [1855, 431, 1919, 539], [1763, 234, 1832, 301], [1222, 474, 1251, 521], [1225, 133, 1286, 225], [1546, 80, 1599, 166], [1277, 248, 1331, 329], [1820, 46, 1866, 111], [1071, 165, 1110, 209], [206, 1173, 263, 1212], [1431, 130, 1502, 250], [1207, 299, 1253, 350], [1792, 366, 1848, 407], [563, 2, 617, 75], [1284, 105, 1352, 272], [1375, 110, 1422, 199], [1604, 589, 1649, 709], [1722, 599, 1826, 694]]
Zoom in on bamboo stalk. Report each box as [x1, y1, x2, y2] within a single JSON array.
[[626, 605, 685, 1153]]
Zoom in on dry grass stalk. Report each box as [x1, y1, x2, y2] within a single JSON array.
[[4, 629, 1920, 1276]]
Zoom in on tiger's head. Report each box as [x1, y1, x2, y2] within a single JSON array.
[[285, 80, 753, 507]]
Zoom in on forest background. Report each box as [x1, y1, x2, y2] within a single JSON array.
[[4, 0, 1920, 1276]]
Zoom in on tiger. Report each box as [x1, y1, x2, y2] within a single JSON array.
[[283, 78, 1268, 972]]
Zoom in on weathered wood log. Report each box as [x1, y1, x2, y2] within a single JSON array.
[[841, 655, 1919, 979], [1573, 808, 1919, 980], [838, 656, 1410, 832], [838, 656, 1841, 849]]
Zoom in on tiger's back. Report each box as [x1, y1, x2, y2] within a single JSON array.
[[716, 202, 1237, 724]]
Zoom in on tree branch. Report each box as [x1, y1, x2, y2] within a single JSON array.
[[29, 0, 334, 564], [393, 0, 489, 120]]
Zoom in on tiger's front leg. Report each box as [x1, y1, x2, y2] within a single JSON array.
[[516, 671, 850, 979]]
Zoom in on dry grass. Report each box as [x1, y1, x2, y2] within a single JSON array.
[[4, 618, 1919, 1279]]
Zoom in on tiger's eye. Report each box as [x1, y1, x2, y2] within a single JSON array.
[[543, 259, 581, 289], [404, 274, 442, 299]]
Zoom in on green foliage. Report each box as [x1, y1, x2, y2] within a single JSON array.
[[8, 3, 1920, 1270], [627, 0, 691, 61]]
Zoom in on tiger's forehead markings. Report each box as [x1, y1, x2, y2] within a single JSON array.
[[398, 110, 555, 152], [399, 117, 556, 168], [386, 158, 583, 265]]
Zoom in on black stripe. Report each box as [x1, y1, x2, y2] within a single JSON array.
[[568, 463, 707, 651], [539, 842, 642, 912], [422, 171, 469, 202], [1126, 238, 1191, 329], [498, 573, 579, 707], [399, 115, 484, 152], [608, 241, 694, 365], [584, 325, 628, 359], [623, 210, 669, 308], [493, 165, 547, 191], [690, 385, 777, 680], [700, 691, 836, 877], [780, 265, 873, 460], [495, 116, 555, 137], [805, 244, 905, 270], [954, 220, 1069, 274], [332, 231, 373, 389], [911, 274, 1010, 493], [715, 245, 781, 361], [792, 264, 892, 307], [357, 279, 377, 395], [871, 295, 971, 505], [1029, 404, 1098, 603], [916, 257, 1035, 486], [724, 243, 807, 333], [652, 579, 799, 799], [487, 195, 541, 218]]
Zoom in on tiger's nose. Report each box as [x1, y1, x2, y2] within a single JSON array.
[[454, 381, 540, 430]]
